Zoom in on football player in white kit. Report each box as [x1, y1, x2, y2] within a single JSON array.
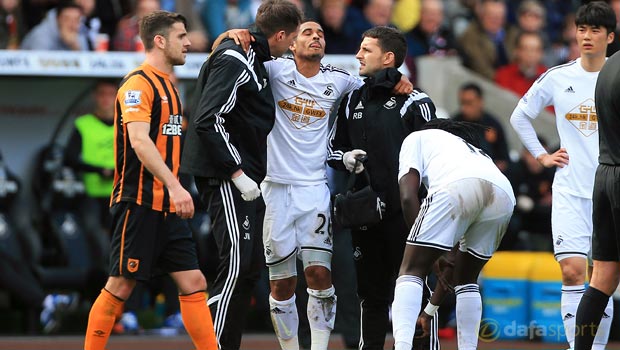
[[261, 21, 361, 350], [509, 2, 616, 349], [391, 119, 515, 350], [215, 21, 414, 350]]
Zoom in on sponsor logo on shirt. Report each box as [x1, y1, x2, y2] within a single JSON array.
[[564, 98, 597, 136], [161, 114, 183, 136], [124, 90, 142, 106], [277, 93, 327, 129], [564, 86, 575, 93]]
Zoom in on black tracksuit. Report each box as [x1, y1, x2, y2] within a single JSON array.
[[327, 68, 437, 350], [180, 29, 273, 350]]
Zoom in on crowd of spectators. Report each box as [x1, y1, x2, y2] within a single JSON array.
[[0, 0, 599, 79], [0, 0, 592, 56], [0, 0, 606, 93]]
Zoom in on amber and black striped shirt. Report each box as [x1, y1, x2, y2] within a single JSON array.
[[111, 63, 183, 212]]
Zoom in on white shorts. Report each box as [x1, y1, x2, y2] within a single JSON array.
[[551, 190, 592, 261], [261, 181, 332, 265], [408, 178, 514, 260]]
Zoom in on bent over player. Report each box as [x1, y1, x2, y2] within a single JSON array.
[[392, 119, 515, 350]]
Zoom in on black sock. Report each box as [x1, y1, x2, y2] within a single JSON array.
[[574, 287, 610, 350]]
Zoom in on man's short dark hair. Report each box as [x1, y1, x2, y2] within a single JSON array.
[[575, 1, 616, 35], [56, 2, 83, 17], [139, 11, 187, 51], [460, 82, 483, 98], [361, 26, 407, 68], [255, 0, 303, 37]]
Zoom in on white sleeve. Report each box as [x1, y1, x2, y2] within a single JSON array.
[[332, 67, 363, 96], [346, 75, 364, 93], [510, 106, 547, 159], [398, 134, 423, 183]]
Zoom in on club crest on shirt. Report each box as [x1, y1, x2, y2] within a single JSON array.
[[277, 92, 327, 129], [124, 90, 142, 106], [323, 85, 334, 96], [383, 97, 397, 109], [242, 216, 250, 230], [564, 98, 598, 137]]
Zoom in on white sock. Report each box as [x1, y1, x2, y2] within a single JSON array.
[[270, 294, 299, 350], [307, 286, 337, 350], [561, 284, 585, 349], [592, 296, 614, 350], [455, 284, 481, 350], [392, 275, 424, 350]]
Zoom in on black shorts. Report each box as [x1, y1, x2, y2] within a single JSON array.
[[592, 164, 620, 261], [108, 201, 199, 281]]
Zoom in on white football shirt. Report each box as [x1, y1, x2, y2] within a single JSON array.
[[515, 58, 599, 198], [398, 129, 515, 203], [264, 58, 362, 185]]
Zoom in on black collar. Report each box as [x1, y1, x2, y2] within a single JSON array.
[[363, 68, 402, 99], [249, 26, 272, 63]]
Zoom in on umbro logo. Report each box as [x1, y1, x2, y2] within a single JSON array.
[[564, 86, 575, 93], [287, 79, 296, 87], [355, 101, 364, 110]]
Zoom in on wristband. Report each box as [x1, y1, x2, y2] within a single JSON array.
[[423, 302, 439, 316]]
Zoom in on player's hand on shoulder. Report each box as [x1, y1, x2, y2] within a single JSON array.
[[169, 183, 195, 219], [537, 148, 569, 168], [393, 74, 414, 95], [212, 29, 253, 52]]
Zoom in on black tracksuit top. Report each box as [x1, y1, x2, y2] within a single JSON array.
[[327, 68, 437, 216], [181, 29, 275, 183]]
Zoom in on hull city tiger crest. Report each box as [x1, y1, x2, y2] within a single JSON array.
[[127, 258, 140, 273]]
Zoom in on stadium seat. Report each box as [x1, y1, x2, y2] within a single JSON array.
[[31, 143, 108, 291]]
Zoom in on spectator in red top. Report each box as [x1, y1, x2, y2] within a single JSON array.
[[495, 31, 547, 97], [112, 0, 159, 51]]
